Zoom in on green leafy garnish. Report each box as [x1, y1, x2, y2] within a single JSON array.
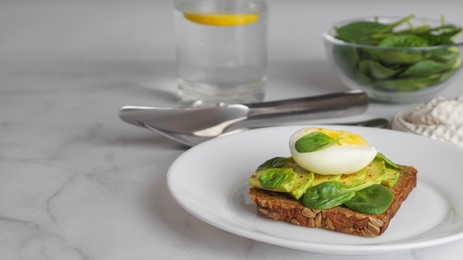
[[256, 157, 290, 171], [303, 181, 393, 215], [375, 153, 401, 169], [344, 184, 393, 215], [378, 34, 429, 48], [332, 14, 463, 93], [295, 132, 339, 153], [336, 15, 415, 45], [302, 181, 372, 210]]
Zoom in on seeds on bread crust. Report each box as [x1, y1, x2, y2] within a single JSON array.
[[248, 166, 417, 237]]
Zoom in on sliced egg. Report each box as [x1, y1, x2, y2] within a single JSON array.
[[289, 128, 377, 175]]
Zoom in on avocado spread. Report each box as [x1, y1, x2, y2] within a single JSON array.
[[248, 153, 401, 215]]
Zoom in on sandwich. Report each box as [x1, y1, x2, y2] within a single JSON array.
[[247, 127, 417, 237]]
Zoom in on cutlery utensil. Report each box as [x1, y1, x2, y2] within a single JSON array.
[[119, 90, 369, 146]]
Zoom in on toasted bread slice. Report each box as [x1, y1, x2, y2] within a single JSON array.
[[248, 166, 417, 237]]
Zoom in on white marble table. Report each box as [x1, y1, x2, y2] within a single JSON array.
[[1, 0, 463, 259]]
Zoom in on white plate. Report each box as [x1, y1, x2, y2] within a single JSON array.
[[167, 125, 463, 255]]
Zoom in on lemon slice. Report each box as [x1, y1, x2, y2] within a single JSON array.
[[183, 13, 259, 26]]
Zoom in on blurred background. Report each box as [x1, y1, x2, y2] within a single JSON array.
[[1, 0, 461, 95], [3, 0, 462, 103]]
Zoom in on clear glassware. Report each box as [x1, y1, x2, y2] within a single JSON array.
[[324, 16, 463, 103], [174, 0, 268, 106]]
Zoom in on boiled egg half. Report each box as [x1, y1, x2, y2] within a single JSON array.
[[289, 128, 377, 175]]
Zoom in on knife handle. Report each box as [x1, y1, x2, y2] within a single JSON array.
[[245, 90, 368, 119]]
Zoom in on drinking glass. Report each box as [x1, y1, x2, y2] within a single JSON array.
[[174, 0, 268, 106]]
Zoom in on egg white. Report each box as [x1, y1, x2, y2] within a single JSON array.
[[289, 128, 377, 175]]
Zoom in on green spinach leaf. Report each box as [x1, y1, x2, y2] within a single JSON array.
[[303, 181, 357, 209], [336, 21, 393, 45], [344, 184, 393, 215], [430, 47, 460, 62], [256, 157, 290, 171], [374, 73, 444, 92], [377, 34, 429, 48], [335, 15, 414, 45], [358, 59, 401, 80], [400, 59, 452, 77], [375, 153, 401, 169], [295, 132, 338, 153], [332, 14, 463, 93], [366, 48, 427, 64], [417, 24, 462, 45]]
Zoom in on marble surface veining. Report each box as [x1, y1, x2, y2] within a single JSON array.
[[1, 0, 463, 259]]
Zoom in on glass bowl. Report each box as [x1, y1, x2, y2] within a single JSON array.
[[323, 16, 463, 103]]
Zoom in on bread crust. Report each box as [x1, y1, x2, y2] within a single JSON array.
[[248, 166, 417, 237]]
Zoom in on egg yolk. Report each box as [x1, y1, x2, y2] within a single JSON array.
[[312, 128, 368, 146], [289, 128, 377, 175]]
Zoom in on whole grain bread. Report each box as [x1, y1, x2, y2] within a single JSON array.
[[248, 166, 417, 237]]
